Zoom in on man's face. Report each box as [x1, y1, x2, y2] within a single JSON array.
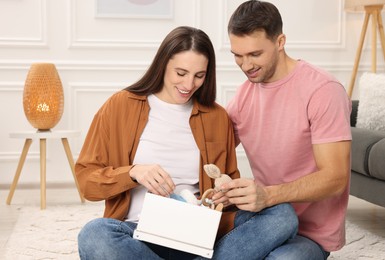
[[229, 31, 282, 83]]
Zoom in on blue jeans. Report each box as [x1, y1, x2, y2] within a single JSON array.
[[266, 235, 330, 260], [78, 203, 298, 259]]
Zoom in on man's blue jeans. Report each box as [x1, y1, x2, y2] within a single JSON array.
[[265, 235, 330, 260], [78, 203, 299, 259]]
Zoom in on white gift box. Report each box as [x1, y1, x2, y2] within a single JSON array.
[[133, 192, 222, 259]]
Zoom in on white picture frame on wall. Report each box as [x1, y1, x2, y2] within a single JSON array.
[[95, 0, 173, 19]]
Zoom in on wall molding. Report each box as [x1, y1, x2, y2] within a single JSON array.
[[68, 0, 160, 49], [68, 0, 200, 49], [94, 0, 175, 20], [0, 0, 48, 48], [220, 0, 345, 51], [69, 82, 123, 131], [0, 60, 378, 74], [0, 60, 150, 71]]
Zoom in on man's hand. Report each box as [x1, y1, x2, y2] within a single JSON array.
[[218, 178, 269, 212], [211, 190, 232, 208], [129, 164, 175, 197]]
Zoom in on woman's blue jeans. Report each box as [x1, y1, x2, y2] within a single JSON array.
[[78, 203, 301, 259]]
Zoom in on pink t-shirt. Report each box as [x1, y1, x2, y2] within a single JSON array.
[[226, 60, 352, 252]]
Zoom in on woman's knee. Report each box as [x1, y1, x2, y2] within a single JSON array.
[[78, 218, 106, 249], [78, 218, 130, 259], [79, 218, 125, 246]]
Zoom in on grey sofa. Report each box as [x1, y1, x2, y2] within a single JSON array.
[[350, 100, 385, 207]]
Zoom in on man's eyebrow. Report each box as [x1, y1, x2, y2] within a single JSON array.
[[231, 50, 262, 56]]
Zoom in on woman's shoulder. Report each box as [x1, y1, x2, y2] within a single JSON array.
[[110, 90, 146, 101], [104, 90, 146, 106], [195, 99, 225, 112], [202, 102, 231, 119], [98, 90, 146, 115], [211, 102, 227, 113]]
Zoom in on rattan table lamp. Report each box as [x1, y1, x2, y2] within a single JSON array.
[[345, 0, 385, 97], [23, 63, 64, 131]]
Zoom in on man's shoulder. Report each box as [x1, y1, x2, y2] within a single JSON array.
[[294, 61, 345, 98], [297, 60, 339, 83]]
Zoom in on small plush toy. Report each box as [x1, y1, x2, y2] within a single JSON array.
[[203, 164, 232, 191], [169, 164, 232, 212], [201, 164, 232, 211]]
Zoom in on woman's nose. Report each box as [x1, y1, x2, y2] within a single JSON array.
[[184, 76, 195, 89]]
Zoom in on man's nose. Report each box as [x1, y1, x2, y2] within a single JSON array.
[[241, 57, 253, 71]]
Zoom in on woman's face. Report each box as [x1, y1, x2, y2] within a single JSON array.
[[156, 50, 208, 104]]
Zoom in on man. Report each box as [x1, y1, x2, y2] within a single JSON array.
[[216, 1, 352, 259]]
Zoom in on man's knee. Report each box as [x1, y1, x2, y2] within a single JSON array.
[[266, 235, 328, 260], [273, 203, 299, 238]]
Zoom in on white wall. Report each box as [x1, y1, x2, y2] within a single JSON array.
[[0, 0, 382, 188]]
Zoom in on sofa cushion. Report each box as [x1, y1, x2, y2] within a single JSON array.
[[350, 170, 385, 207], [351, 127, 385, 176], [356, 72, 385, 131], [368, 138, 385, 180]]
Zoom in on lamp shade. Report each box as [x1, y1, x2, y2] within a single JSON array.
[[345, 0, 385, 12], [23, 63, 64, 131]]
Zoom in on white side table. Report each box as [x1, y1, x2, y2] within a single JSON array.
[[6, 130, 85, 209]]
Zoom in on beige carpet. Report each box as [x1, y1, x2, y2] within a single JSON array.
[[4, 203, 104, 260], [329, 221, 385, 259], [4, 204, 385, 259]]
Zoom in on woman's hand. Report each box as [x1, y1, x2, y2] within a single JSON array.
[[129, 164, 175, 197]]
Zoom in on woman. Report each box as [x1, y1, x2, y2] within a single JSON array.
[[76, 26, 297, 259]]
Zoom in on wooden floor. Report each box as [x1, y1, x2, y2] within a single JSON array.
[[1, 188, 385, 258]]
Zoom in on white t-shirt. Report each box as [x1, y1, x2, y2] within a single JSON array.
[[126, 94, 200, 222]]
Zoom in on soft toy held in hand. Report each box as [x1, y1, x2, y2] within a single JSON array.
[[203, 164, 232, 191], [169, 164, 231, 212], [201, 164, 232, 211]]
